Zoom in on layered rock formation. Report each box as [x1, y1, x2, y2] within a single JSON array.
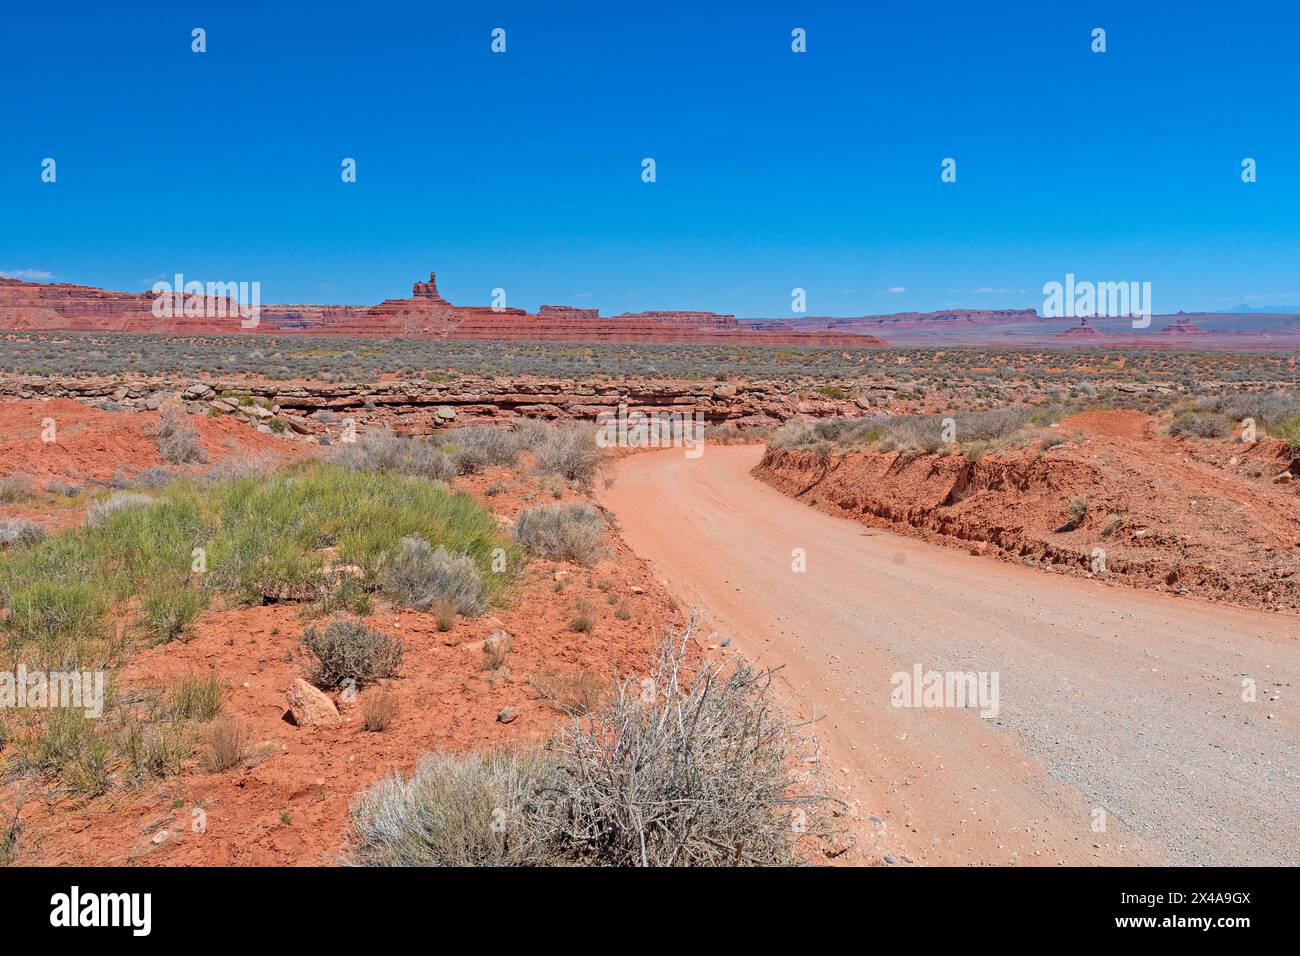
[[0, 272, 884, 346], [0, 372, 868, 435]]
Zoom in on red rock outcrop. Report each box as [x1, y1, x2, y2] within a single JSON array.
[[1060, 317, 1103, 338], [0, 272, 884, 346]]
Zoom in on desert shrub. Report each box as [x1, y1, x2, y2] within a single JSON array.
[[327, 428, 456, 481], [155, 415, 207, 464], [351, 625, 824, 867], [438, 426, 523, 475], [84, 492, 154, 528], [570, 600, 594, 634], [1066, 496, 1090, 526], [0, 811, 18, 866], [300, 616, 404, 689], [202, 453, 282, 482], [142, 584, 208, 642], [107, 466, 175, 490], [530, 423, 605, 485], [766, 418, 822, 453], [512, 504, 606, 565], [167, 669, 224, 721], [814, 384, 851, 400], [0, 476, 33, 503], [363, 689, 399, 732], [537, 630, 820, 866], [529, 669, 605, 716], [1197, 391, 1300, 429], [123, 721, 193, 781], [1269, 413, 1300, 450], [433, 599, 456, 632], [202, 717, 251, 772], [378, 535, 488, 615], [350, 749, 560, 867], [1168, 412, 1230, 439], [878, 415, 945, 454], [0, 519, 45, 549], [16, 709, 113, 796], [957, 407, 1033, 442], [0, 463, 518, 668]]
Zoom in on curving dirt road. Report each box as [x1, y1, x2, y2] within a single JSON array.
[[600, 445, 1300, 866]]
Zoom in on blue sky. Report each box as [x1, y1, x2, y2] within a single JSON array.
[[2, 1, 1297, 316]]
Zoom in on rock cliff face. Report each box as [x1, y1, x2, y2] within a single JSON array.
[[0, 372, 867, 434], [0, 272, 884, 346]]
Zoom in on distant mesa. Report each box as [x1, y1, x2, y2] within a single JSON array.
[[1158, 317, 1204, 335], [0, 270, 886, 346], [1060, 316, 1103, 338], [773, 308, 1040, 332]]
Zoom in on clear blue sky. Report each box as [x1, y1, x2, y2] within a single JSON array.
[[2, 1, 1297, 316]]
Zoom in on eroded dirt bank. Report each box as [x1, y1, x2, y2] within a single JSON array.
[[601, 445, 1299, 866], [755, 411, 1300, 612]]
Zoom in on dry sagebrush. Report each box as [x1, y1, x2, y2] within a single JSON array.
[[350, 622, 828, 866]]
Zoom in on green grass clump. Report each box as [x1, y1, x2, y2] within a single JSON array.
[[0, 463, 522, 670], [1271, 413, 1300, 451]]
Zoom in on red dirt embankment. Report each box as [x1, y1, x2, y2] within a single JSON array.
[[754, 410, 1300, 611]]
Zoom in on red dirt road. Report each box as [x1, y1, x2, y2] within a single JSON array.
[[601, 445, 1300, 866]]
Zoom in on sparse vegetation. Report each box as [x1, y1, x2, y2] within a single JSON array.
[[300, 616, 404, 690], [512, 503, 606, 565], [202, 717, 251, 772], [529, 669, 605, 716], [529, 422, 605, 486], [378, 535, 489, 616], [351, 627, 825, 866], [0, 518, 45, 549], [328, 428, 456, 481], [362, 688, 399, 732], [154, 414, 207, 464]]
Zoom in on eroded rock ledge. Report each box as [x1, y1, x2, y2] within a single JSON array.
[[0, 374, 867, 438]]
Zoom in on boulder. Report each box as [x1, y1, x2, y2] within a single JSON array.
[[286, 678, 341, 727], [483, 628, 512, 657]]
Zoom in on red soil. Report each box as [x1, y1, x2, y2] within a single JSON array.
[[755, 410, 1300, 610], [1, 440, 685, 866], [0, 398, 300, 488]]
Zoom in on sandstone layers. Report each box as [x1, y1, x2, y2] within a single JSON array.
[[0, 373, 868, 437], [0, 272, 884, 346]]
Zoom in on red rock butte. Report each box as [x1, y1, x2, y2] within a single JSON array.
[[0, 272, 886, 346]]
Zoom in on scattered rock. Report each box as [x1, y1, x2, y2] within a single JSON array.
[[497, 706, 517, 724], [286, 678, 341, 727], [483, 628, 512, 657]]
